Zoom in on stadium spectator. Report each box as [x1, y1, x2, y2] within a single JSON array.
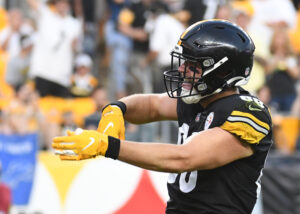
[[0, 9, 31, 57], [70, 0, 96, 56], [289, 0, 300, 54], [215, 2, 232, 20], [104, 0, 132, 99], [175, 0, 226, 27], [0, 162, 11, 214], [53, 20, 273, 214], [291, 80, 300, 116], [84, 86, 109, 130], [265, 28, 300, 112], [117, 0, 160, 142], [0, 82, 54, 150], [60, 110, 77, 135], [256, 85, 272, 108], [70, 53, 98, 97], [0, 82, 43, 135], [231, 0, 268, 94], [117, 0, 151, 94], [0, 7, 6, 31], [0, 8, 34, 90], [142, 1, 185, 142], [26, 0, 82, 98], [143, 1, 184, 93], [248, 0, 297, 49]]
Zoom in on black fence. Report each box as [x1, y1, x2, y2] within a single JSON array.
[[262, 152, 300, 214]]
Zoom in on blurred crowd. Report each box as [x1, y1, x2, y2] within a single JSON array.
[[0, 0, 299, 153]]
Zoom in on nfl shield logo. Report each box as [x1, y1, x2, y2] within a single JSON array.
[[204, 112, 214, 130], [195, 113, 201, 122]]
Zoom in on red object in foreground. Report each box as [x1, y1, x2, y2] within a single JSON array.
[[114, 170, 166, 214], [0, 183, 12, 214]]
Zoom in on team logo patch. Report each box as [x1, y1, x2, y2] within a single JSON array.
[[195, 113, 201, 122], [204, 112, 214, 130], [246, 101, 263, 111]]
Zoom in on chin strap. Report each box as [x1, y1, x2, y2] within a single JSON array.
[[181, 87, 222, 104], [198, 88, 222, 102]]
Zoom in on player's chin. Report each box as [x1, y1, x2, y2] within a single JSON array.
[[180, 85, 202, 103]]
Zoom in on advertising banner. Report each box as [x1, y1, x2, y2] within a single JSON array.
[[0, 133, 38, 205]]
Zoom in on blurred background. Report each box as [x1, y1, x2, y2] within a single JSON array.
[[0, 0, 299, 213]]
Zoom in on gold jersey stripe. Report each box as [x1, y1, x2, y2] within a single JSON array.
[[221, 121, 266, 144], [227, 116, 269, 135], [231, 111, 270, 131]]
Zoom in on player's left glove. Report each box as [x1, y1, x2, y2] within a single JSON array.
[[52, 128, 120, 161], [97, 101, 126, 140]]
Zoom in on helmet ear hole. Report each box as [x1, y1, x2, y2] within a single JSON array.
[[215, 26, 225, 29], [237, 33, 246, 43]]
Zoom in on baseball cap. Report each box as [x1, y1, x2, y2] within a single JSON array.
[[75, 54, 92, 68], [232, 1, 254, 17]]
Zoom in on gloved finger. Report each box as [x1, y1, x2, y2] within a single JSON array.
[[97, 123, 105, 133], [53, 135, 79, 143], [60, 154, 94, 161], [59, 155, 80, 161], [78, 154, 96, 160], [54, 149, 77, 155], [102, 105, 114, 116], [75, 128, 84, 135], [67, 130, 75, 136], [52, 141, 75, 150]]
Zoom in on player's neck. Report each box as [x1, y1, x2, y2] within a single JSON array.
[[200, 88, 239, 108]]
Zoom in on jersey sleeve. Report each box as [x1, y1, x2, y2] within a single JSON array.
[[220, 97, 272, 144]]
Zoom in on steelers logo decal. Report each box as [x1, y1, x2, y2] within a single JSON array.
[[195, 113, 201, 122], [204, 112, 214, 130], [245, 67, 250, 76]]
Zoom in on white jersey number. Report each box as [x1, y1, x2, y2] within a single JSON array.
[[240, 95, 265, 109], [167, 123, 197, 193]]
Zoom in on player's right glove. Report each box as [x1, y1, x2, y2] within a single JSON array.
[[52, 128, 121, 160], [97, 101, 126, 140]]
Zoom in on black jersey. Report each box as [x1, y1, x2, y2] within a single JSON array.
[[166, 89, 273, 214]]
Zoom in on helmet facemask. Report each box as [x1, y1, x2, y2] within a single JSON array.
[[163, 49, 228, 104]]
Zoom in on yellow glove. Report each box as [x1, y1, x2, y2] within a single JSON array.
[[52, 128, 121, 161], [97, 103, 125, 140]]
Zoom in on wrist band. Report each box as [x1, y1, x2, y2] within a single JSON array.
[[105, 136, 121, 160], [102, 101, 127, 115]]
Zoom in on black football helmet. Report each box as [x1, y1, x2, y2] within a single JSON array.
[[163, 19, 255, 102]]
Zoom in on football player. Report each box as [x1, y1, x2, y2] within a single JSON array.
[[52, 20, 273, 214]]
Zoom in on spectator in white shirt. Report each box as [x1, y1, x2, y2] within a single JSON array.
[[143, 1, 185, 93], [27, 0, 82, 97], [0, 9, 34, 90]]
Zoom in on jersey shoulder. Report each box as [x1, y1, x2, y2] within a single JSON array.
[[212, 92, 272, 145]]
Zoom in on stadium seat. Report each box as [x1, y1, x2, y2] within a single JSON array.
[[38, 96, 96, 126], [273, 115, 300, 153]]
